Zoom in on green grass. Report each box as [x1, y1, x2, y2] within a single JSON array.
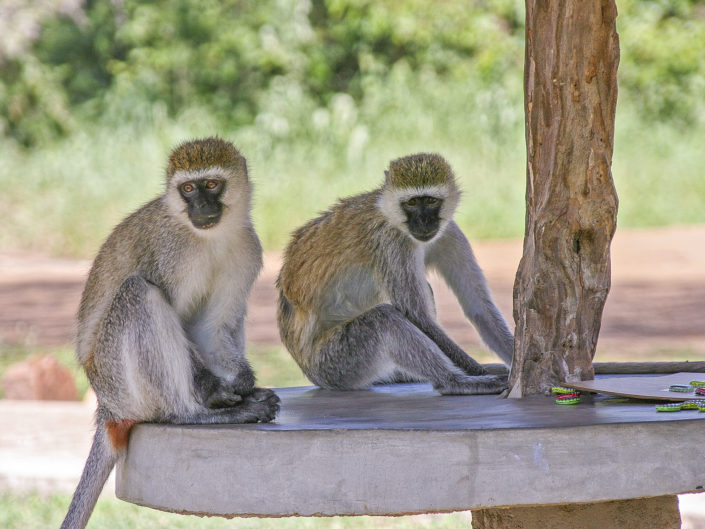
[[612, 105, 705, 229], [0, 337, 499, 399], [2, 340, 696, 399], [2, 77, 704, 259], [0, 492, 474, 529], [0, 74, 528, 257], [248, 344, 310, 387]]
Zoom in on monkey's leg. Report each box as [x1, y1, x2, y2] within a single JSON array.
[[93, 275, 278, 422], [88, 275, 198, 420], [187, 309, 257, 399], [313, 304, 506, 395]]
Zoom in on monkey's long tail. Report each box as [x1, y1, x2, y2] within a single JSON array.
[[60, 419, 134, 529]]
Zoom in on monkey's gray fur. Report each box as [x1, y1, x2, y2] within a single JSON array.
[[277, 153, 513, 395], [61, 138, 279, 529]]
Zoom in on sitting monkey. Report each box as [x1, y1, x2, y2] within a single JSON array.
[[61, 138, 279, 529], [277, 153, 513, 395]]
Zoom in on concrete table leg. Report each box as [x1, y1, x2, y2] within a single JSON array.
[[471, 495, 680, 529]]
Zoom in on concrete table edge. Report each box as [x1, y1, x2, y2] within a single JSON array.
[[116, 384, 705, 517]]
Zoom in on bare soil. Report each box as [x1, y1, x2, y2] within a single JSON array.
[[1, 225, 704, 361]]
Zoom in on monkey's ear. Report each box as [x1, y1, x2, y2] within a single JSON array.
[[384, 170, 389, 178]]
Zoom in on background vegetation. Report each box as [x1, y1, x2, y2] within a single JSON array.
[[1, 0, 704, 257]]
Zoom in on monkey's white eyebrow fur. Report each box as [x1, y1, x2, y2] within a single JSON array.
[[386, 185, 455, 202], [171, 167, 228, 185]]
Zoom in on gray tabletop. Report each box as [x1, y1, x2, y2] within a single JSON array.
[[229, 382, 705, 431]]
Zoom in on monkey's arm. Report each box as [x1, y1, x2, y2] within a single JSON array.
[[188, 314, 256, 398], [426, 221, 514, 366], [380, 245, 487, 376], [188, 230, 262, 393]]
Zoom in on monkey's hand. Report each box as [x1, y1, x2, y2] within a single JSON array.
[[238, 388, 281, 423], [204, 386, 244, 409], [202, 365, 256, 409], [436, 374, 508, 396]]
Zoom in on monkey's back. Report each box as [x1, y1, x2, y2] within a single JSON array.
[[277, 189, 408, 364], [278, 191, 387, 306], [76, 198, 193, 370]]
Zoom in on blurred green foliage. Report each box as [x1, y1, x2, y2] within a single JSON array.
[[619, 0, 705, 123], [2, 0, 705, 147], [1, 0, 704, 256], [0, 0, 527, 146]]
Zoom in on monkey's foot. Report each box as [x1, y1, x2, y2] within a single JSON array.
[[436, 374, 508, 395], [238, 388, 281, 423], [204, 374, 257, 409]]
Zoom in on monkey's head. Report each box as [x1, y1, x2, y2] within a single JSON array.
[[377, 153, 460, 242], [165, 137, 250, 232]]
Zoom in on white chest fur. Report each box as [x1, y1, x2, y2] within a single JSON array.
[[171, 228, 260, 324]]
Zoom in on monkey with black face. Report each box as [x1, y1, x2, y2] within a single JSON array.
[[277, 153, 513, 395], [61, 138, 280, 529]]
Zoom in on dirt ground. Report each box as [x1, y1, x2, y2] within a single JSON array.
[[1, 224, 704, 361]]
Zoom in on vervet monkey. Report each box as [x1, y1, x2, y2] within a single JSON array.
[[61, 138, 279, 529], [277, 153, 513, 395]]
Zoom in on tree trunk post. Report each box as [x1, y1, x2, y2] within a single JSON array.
[[509, 1, 620, 397]]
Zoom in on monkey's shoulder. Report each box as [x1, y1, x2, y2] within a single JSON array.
[[102, 197, 180, 245], [279, 191, 405, 308], [82, 199, 191, 302], [291, 190, 388, 246]]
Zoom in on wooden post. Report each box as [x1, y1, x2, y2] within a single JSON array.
[[509, 1, 620, 397], [472, 496, 681, 529]]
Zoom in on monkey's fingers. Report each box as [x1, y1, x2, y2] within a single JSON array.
[[241, 392, 281, 423], [205, 390, 244, 409], [257, 400, 281, 423]]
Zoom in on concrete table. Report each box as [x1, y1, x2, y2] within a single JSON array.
[[116, 382, 705, 527]]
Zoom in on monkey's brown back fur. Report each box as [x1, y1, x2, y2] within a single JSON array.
[[278, 190, 392, 311]]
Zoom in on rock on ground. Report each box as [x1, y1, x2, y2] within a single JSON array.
[[2, 355, 78, 401]]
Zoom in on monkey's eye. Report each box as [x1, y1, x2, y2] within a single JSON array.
[[205, 179, 221, 191], [181, 183, 195, 194], [407, 198, 419, 207], [425, 197, 439, 206]]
